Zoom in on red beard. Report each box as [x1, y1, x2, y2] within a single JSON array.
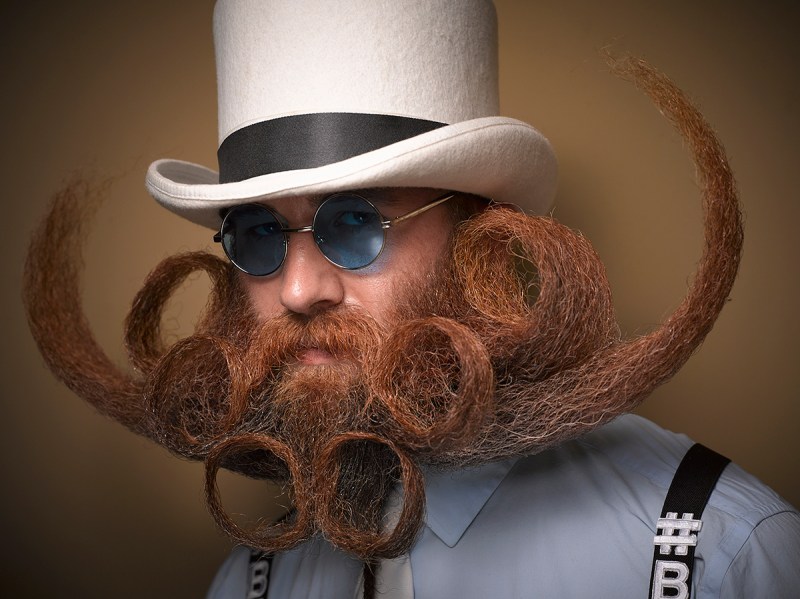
[[23, 56, 742, 560]]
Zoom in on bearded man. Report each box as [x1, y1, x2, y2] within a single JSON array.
[[23, 1, 800, 598]]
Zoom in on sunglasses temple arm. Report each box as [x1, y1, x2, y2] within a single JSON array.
[[383, 193, 456, 228]]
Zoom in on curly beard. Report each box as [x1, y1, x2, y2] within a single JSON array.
[[23, 56, 742, 561]]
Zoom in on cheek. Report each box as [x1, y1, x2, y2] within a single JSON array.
[[341, 273, 399, 326], [359, 224, 451, 312], [238, 273, 282, 320], [395, 216, 452, 271]]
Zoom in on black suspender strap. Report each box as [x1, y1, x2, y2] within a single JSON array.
[[648, 443, 730, 599], [247, 550, 272, 599], [245, 509, 297, 598]]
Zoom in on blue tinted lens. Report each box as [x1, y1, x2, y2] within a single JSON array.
[[220, 205, 286, 276], [313, 194, 385, 268]]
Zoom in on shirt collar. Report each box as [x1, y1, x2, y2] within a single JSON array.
[[421, 457, 519, 548]]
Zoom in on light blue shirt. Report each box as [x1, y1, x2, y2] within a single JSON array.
[[207, 415, 800, 598]]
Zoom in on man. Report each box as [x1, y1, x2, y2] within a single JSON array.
[[22, 1, 799, 598]]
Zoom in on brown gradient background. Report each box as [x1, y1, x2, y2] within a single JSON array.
[[3, 1, 798, 597]]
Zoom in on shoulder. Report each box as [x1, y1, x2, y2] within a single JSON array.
[[206, 537, 363, 599], [206, 546, 270, 599], [571, 414, 795, 525], [496, 414, 800, 598]]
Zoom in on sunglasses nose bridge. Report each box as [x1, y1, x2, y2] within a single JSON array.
[[282, 225, 325, 264], [282, 225, 314, 234]]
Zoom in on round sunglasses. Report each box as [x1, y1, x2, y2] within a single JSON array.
[[213, 191, 455, 276]]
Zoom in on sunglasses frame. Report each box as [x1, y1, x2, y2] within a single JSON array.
[[213, 191, 456, 276]]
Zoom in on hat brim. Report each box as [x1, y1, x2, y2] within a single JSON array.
[[146, 116, 557, 230]]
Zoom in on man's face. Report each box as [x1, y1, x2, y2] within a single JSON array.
[[239, 187, 456, 365]]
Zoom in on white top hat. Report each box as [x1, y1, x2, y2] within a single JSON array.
[[145, 0, 558, 230]]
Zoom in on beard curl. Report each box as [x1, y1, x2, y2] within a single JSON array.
[[367, 317, 494, 455], [23, 57, 742, 561]]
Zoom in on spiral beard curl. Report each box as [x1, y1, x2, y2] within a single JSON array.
[[23, 57, 742, 561]]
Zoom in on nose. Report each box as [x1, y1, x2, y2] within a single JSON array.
[[278, 231, 345, 315]]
